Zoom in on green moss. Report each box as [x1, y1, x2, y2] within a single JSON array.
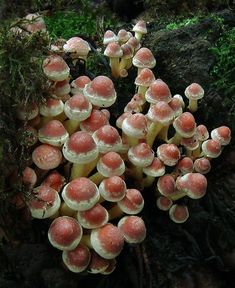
[[165, 15, 200, 30]]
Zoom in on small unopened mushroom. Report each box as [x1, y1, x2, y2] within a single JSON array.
[[184, 83, 204, 112], [99, 176, 127, 202], [132, 20, 147, 41], [211, 126, 231, 146], [48, 216, 83, 250], [118, 215, 146, 244], [169, 204, 189, 223], [62, 243, 91, 273], [90, 223, 124, 259], [88, 250, 109, 274]]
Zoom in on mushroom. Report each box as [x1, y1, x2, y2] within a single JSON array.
[[184, 83, 204, 112]]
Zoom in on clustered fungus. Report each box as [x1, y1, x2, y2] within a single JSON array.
[[16, 16, 231, 275]]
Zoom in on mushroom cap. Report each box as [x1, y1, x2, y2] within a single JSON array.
[[63, 37, 90, 56], [169, 204, 189, 223], [80, 109, 109, 134], [196, 124, 209, 141], [145, 79, 172, 104], [76, 203, 109, 229], [173, 112, 196, 138], [48, 216, 83, 250], [201, 139, 221, 158], [39, 98, 64, 117], [117, 188, 144, 215], [63, 131, 98, 164], [118, 216, 146, 244], [38, 120, 69, 147], [91, 223, 124, 259], [100, 258, 117, 274], [92, 125, 122, 154], [97, 152, 125, 177], [135, 68, 155, 87], [88, 250, 109, 274], [32, 144, 62, 170], [156, 196, 173, 211], [41, 170, 66, 192], [211, 126, 231, 146], [128, 143, 154, 167], [28, 185, 61, 219], [53, 79, 71, 97], [104, 42, 123, 58], [176, 157, 194, 174], [180, 135, 199, 151], [176, 173, 207, 199], [185, 83, 204, 101], [103, 30, 119, 45], [132, 20, 147, 35], [132, 47, 156, 69], [83, 76, 117, 107], [146, 101, 174, 125], [42, 54, 70, 81], [22, 166, 37, 188], [118, 29, 130, 43], [193, 157, 211, 174], [64, 93, 92, 121], [62, 243, 91, 273], [24, 13, 47, 33], [122, 113, 148, 139], [143, 157, 165, 177], [99, 176, 127, 202], [62, 177, 100, 211], [120, 43, 133, 59], [157, 144, 181, 166], [71, 75, 91, 95], [157, 174, 176, 197], [127, 36, 141, 51], [168, 97, 183, 117]]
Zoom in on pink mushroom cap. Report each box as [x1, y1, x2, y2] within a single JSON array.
[[48, 216, 83, 250], [91, 223, 124, 259], [99, 176, 127, 202]]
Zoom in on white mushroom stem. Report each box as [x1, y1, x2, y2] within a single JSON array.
[[109, 57, 120, 78], [146, 123, 164, 147], [188, 99, 199, 113]]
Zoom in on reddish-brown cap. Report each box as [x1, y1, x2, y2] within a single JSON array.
[[91, 223, 124, 259], [156, 196, 173, 211], [143, 157, 165, 177], [83, 76, 117, 107], [42, 54, 70, 81], [100, 258, 117, 274], [173, 112, 196, 138], [32, 144, 62, 170], [103, 30, 118, 45], [41, 170, 66, 192], [62, 177, 100, 211], [196, 124, 209, 141], [176, 173, 207, 199], [132, 20, 147, 35], [48, 216, 83, 250], [185, 83, 204, 101], [38, 120, 69, 146], [193, 157, 211, 174], [157, 174, 176, 197], [117, 188, 144, 215], [97, 152, 125, 177], [62, 243, 91, 273], [104, 42, 123, 58], [63, 37, 90, 56], [76, 203, 109, 229], [157, 144, 181, 166], [80, 109, 109, 134], [63, 131, 98, 164], [118, 216, 146, 243], [118, 29, 130, 43], [24, 13, 47, 33], [147, 101, 174, 125], [92, 125, 122, 153], [180, 135, 199, 151], [120, 43, 133, 59], [211, 126, 231, 146], [52, 79, 71, 97], [39, 98, 64, 117], [168, 97, 183, 117], [99, 176, 127, 202], [22, 166, 37, 188], [122, 113, 148, 139], [28, 185, 61, 219], [88, 250, 109, 274], [128, 143, 154, 167], [201, 139, 221, 158], [135, 68, 155, 87], [64, 93, 92, 121], [176, 157, 194, 174], [71, 75, 91, 95], [169, 204, 189, 223], [145, 79, 172, 104], [127, 36, 141, 51], [132, 47, 156, 69]]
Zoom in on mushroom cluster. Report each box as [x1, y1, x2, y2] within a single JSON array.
[[16, 17, 231, 274]]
